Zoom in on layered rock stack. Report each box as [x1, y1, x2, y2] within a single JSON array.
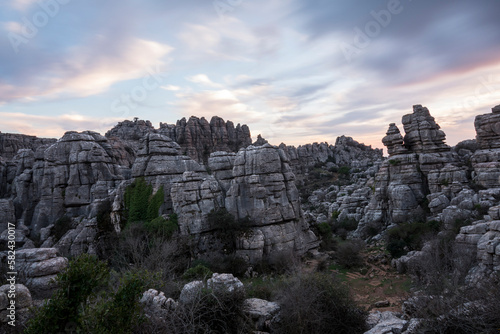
[[170, 144, 319, 263], [0, 132, 56, 160], [472, 104, 500, 188], [356, 105, 468, 237], [159, 116, 252, 164]]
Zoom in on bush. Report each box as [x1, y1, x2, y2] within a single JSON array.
[[139, 284, 252, 334], [182, 264, 213, 281], [335, 239, 365, 269], [112, 223, 191, 280], [275, 272, 367, 334], [143, 214, 178, 238], [124, 177, 164, 224], [338, 166, 351, 175], [386, 221, 440, 258], [25, 254, 109, 334], [84, 270, 160, 334]]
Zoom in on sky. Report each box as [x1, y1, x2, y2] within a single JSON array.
[[1, 0, 500, 151]]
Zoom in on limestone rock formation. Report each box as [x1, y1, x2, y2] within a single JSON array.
[[401, 104, 449, 153], [0, 132, 56, 160], [0, 284, 32, 325], [105, 119, 156, 153], [356, 105, 468, 237], [171, 144, 319, 263], [2, 248, 68, 298], [25, 131, 124, 232], [224, 144, 319, 261], [280, 137, 382, 180], [474, 104, 500, 149], [159, 116, 252, 163]]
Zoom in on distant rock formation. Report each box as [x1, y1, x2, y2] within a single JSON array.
[[279, 136, 383, 180], [159, 116, 252, 164], [104, 116, 253, 165], [0, 132, 56, 160]]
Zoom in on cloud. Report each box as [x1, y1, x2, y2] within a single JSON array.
[[0, 38, 173, 102], [0, 111, 124, 138], [187, 74, 222, 88]]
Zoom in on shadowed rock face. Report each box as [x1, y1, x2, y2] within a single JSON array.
[[170, 145, 319, 263], [13, 131, 125, 232]]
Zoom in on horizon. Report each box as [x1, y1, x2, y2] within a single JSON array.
[[1, 0, 500, 149]]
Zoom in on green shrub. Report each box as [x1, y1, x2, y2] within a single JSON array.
[[388, 159, 400, 165], [386, 221, 440, 258], [25, 254, 109, 334], [338, 166, 351, 175], [143, 215, 178, 238], [124, 177, 164, 224], [84, 270, 159, 334], [182, 264, 213, 281], [317, 222, 332, 237], [275, 272, 367, 334], [335, 239, 365, 269]]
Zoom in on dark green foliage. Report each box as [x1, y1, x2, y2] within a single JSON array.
[[207, 208, 249, 254], [86, 271, 159, 334], [124, 177, 151, 223], [386, 221, 441, 258], [474, 203, 489, 216], [147, 185, 164, 221], [317, 222, 337, 251], [182, 264, 213, 280], [24, 254, 109, 334], [338, 166, 351, 175], [275, 273, 367, 334], [317, 222, 332, 237], [53, 216, 73, 241], [331, 210, 341, 220], [388, 159, 401, 165], [124, 177, 164, 224], [143, 214, 178, 238], [335, 239, 365, 269]]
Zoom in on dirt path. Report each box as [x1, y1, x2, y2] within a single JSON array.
[[305, 242, 412, 312]]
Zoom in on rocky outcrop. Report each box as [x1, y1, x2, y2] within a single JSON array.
[[0, 284, 33, 326], [401, 105, 449, 153], [356, 105, 468, 237], [1, 248, 68, 298], [280, 137, 383, 180], [224, 144, 318, 262], [0, 132, 56, 160], [105, 119, 155, 153], [171, 144, 319, 263], [25, 131, 124, 233], [159, 116, 252, 164], [474, 104, 500, 149]]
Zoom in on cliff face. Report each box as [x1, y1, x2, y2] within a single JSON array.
[[171, 144, 319, 263]]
